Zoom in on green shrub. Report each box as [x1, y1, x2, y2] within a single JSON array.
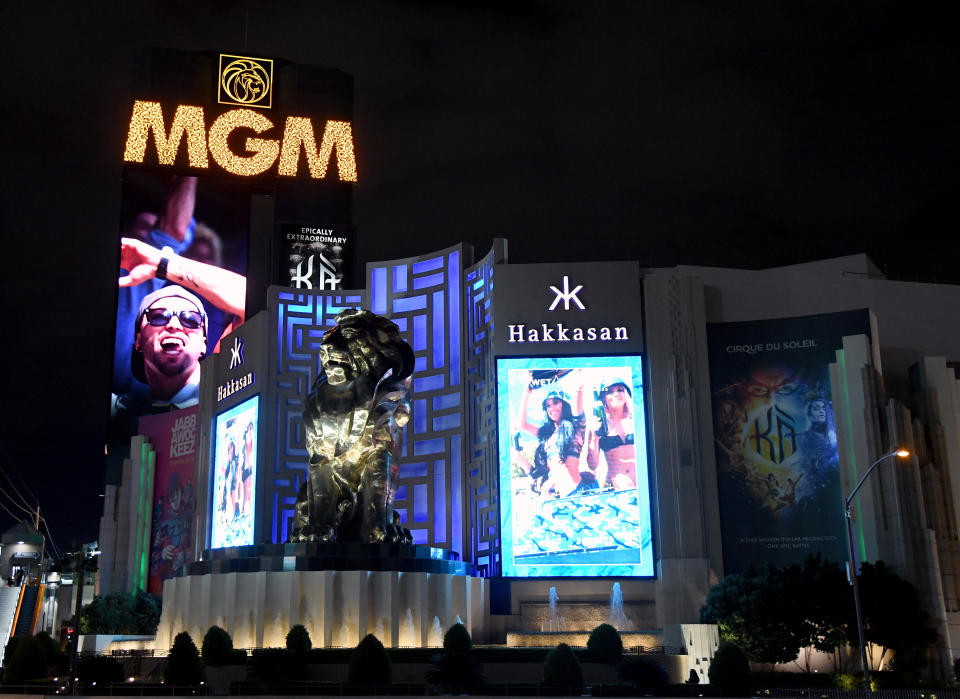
[[1, 637, 21, 682], [81, 590, 160, 635], [708, 641, 750, 695], [426, 624, 483, 693], [617, 656, 669, 693], [250, 648, 287, 684], [201, 626, 234, 667], [34, 632, 67, 675], [834, 673, 868, 690], [164, 632, 202, 686], [348, 634, 390, 686], [78, 656, 125, 684], [443, 623, 472, 653], [543, 643, 583, 689], [587, 623, 623, 665], [286, 624, 312, 654], [132, 590, 161, 635], [4, 637, 49, 683]]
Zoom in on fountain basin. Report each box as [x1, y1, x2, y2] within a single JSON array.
[[505, 630, 663, 648]]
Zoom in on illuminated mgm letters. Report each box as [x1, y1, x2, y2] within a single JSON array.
[[123, 100, 357, 181]]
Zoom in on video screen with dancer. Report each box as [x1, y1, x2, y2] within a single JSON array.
[[496, 356, 653, 577], [211, 395, 259, 548]]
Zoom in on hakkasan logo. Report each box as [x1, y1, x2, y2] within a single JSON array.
[[219, 55, 273, 109], [507, 276, 629, 344]]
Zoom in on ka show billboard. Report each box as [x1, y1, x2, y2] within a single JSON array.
[[138, 406, 200, 596], [706, 309, 871, 574]]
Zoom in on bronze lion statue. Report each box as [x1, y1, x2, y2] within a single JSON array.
[[289, 309, 415, 544]]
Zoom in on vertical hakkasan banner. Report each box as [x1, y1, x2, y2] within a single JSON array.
[[707, 310, 870, 573], [139, 407, 199, 596]]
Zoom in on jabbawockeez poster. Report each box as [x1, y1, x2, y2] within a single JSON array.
[[277, 222, 353, 290], [706, 310, 871, 574], [139, 407, 199, 596]]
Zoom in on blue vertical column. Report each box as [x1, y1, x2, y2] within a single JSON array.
[[268, 288, 366, 543], [368, 246, 465, 551]]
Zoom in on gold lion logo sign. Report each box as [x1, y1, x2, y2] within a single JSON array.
[[218, 55, 273, 108]]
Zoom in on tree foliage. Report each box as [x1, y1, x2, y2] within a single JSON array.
[[348, 634, 391, 686], [201, 626, 234, 667], [543, 643, 583, 689], [617, 656, 669, 693], [443, 623, 472, 653], [78, 656, 125, 684], [700, 562, 808, 665], [3, 636, 49, 684], [701, 555, 937, 674], [164, 632, 202, 686], [286, 624, 312, 654], [797, 555, 850, 663], [81, 590, 160, 635], [857, 561, 937, 671], [426, 624, 484, 694], [708, 641, 751, 694], [587, 623, 623, 665]]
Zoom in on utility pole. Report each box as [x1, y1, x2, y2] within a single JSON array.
[[68, 547, 88, 693]]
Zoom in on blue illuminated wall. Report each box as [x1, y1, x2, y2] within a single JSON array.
[[367, 245, 466, 549], [463, 243, 505, 573], [266, 289, 367, 543], [261, 243, 504, 564]]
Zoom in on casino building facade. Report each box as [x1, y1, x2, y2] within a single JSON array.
[[94, 49, 960, 677]]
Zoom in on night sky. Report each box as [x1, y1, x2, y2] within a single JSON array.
[[1, 1, 957, 549]]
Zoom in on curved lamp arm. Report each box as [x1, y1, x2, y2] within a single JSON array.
[[845, 448, 911, 508]]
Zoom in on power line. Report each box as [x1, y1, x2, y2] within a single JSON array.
[[0, 498, 24, 525], [0, 461, 36, 512], [0, 444, 38, 503], [0, 483, 36, 518], [0, 445, 62, 558]]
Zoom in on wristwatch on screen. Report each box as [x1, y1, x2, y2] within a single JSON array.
[[156, 246, 174, 280]]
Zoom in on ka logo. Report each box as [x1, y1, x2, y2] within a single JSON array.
[[219, 54, 274, 109], [548, 276, 585, 311], [229, 337, 245, 370], [291, 253, 342, 290]]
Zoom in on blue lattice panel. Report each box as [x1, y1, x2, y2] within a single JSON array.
[[464, 244, 504, 573], [368, 246, 466, 551], [268, 289, 367, 543]]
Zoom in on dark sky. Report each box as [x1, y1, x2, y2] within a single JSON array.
[[1, 1, 957, 548]]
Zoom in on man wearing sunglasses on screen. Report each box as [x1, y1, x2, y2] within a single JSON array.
[[109, 287, 208, 440]]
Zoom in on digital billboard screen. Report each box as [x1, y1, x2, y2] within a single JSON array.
[[496, 356, 653, 577], [211, 395, 259, 548], [140, 407, 198, 596], [108, 171, 249, 445]]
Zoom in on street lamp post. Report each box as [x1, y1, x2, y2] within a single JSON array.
[[843, 447, 910, 691]]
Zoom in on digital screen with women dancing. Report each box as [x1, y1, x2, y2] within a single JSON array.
[[496, 355, 653, 577], [211, 395, 259, 548]]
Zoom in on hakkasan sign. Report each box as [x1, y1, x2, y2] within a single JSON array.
[[493, 262, 645, 356]]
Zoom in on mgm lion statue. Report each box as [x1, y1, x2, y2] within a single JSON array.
[[289, 309, 416, 544]]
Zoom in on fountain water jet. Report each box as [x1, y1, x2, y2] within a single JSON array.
[[543, 586, 565, 631], [401, 608, 415, 646], [608, 582, 631, 631], [428, 615, 443, 646]]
